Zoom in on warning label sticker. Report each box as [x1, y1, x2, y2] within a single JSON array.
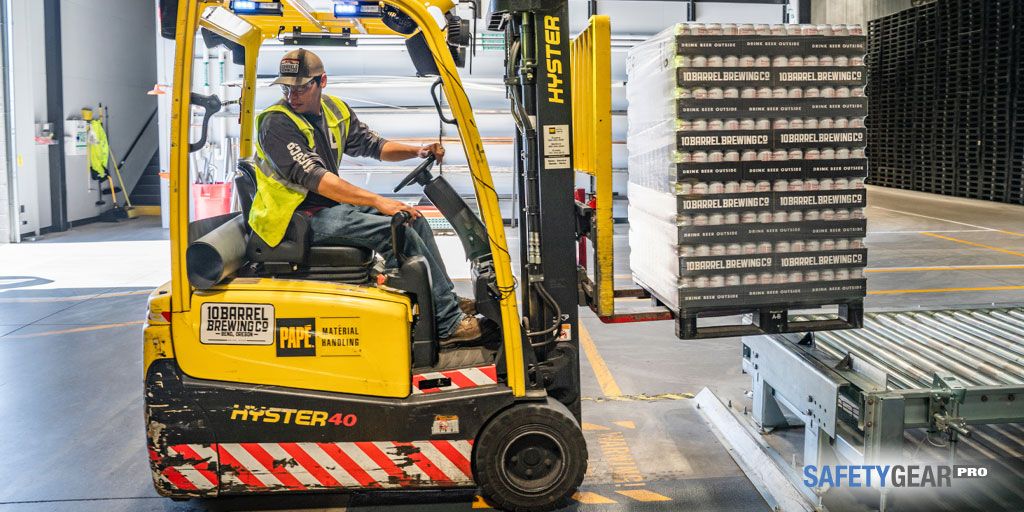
[[543, 124, 570, 157], [200, 303, 275, 345], [545, 156, 570, 169]]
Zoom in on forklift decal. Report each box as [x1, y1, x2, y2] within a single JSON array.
[[154, 441, 476, 492], [199, 303, 274, 345], [276, 318, 316, 357], [229, 404, 357, 428], [543, 16, 564, 104]]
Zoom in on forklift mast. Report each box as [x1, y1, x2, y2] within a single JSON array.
[[489, 1, 581, 419]]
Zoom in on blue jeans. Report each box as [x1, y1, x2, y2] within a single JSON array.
[[310, 204, 463, 337]]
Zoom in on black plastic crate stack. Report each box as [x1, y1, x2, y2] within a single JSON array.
[[868, 0, 1022, 204], [626, 23, 868, 338], [1014, 2, 1024, 204]]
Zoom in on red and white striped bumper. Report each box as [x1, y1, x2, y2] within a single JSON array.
[[152, 440, 475, 494], [412, 365, 498, 394]]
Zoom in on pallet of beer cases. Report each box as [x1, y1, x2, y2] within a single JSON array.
[[626, 22, 868, 338]]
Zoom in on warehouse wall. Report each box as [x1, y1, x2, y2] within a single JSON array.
[[811, 0, 914, 24], [10, 0, 48, 236], [60, 0, 158, 224]]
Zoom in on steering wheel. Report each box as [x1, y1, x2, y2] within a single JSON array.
[[393, 153, 436, 193]]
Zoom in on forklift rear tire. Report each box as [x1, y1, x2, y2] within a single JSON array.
[[474, 400, 587, 512]]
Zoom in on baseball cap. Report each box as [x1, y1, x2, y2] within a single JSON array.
[[272, 48, 325, 86]]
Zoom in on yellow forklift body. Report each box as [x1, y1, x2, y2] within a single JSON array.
[[172, 279, 413, 397]]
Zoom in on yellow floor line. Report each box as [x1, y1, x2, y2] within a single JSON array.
[[471, 495, 493, 509], [920, 232, 1024, 258], [617, 489, 673, 502], [579, 323, 623, 397], [997, 230, 1024, 238], [613, 420, 636, 429], [573, 491, 618, 504], [869, 285, 1024, 295], [865, 264, 1024, 273], [1, 321, 145, 339], [582, 422, 610, 431]]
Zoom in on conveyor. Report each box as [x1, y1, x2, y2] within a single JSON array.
[[740, 307, 1024, 511]]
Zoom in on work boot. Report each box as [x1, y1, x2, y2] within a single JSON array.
[[458, 296, 477, 316], [441, 314, 483, 346]]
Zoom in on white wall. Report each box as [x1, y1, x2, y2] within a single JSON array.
[[11, 0, 47, 236], [60, 0, 158, 224]]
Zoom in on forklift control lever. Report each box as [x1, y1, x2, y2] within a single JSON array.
[[393, 154, 436, 193], [390, 211, 411, 265], [189, 92, 222, 153]]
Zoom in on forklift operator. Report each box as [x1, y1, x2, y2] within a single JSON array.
[[251, 48, 483, 344]]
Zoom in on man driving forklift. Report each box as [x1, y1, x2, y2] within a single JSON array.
[[254, 48, 483, 344]]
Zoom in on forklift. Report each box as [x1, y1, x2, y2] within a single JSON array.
[[145, 1, 601, 510]]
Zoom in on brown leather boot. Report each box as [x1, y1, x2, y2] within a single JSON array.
[[441, 315, 483, 346], [458, 296, 477, 316]]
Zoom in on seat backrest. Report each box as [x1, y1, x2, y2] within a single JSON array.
[[235, 161, 257, 221]]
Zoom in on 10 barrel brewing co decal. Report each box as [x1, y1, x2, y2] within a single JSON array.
[[199, 303, 275, 345]]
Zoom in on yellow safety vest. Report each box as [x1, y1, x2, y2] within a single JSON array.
[[88, 119, 109, 179], [251, 96, 350, 246]]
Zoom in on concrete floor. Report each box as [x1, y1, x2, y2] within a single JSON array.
[[1, 186, 1022, 511]]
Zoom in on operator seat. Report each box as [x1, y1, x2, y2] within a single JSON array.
[[234, 161, 374, 282]]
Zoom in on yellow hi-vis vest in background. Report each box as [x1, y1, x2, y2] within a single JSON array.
[[251, 96, 350, 246], [88, 119, 110, 179]]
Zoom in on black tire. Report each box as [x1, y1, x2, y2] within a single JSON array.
[[474, 400, 587, 512]]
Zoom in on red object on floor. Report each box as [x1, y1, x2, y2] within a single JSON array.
[[192, 182, 233, 220]]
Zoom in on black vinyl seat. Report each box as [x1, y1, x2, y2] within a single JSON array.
[[234, 161, 374, 280]]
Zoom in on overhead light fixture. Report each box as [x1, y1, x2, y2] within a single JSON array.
[[230, 1, 283, 16]]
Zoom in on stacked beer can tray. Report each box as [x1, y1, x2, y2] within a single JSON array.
[[626, 22, 868, 333]]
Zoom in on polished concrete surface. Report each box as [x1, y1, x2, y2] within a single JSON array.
[[1, 186, 1023, 511]]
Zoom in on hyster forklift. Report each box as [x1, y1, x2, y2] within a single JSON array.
[[145, 1, 603, 510]]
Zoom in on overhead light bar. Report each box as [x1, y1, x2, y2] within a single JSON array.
[[230, 1, 283, 16], [333, 1, 382, 18]]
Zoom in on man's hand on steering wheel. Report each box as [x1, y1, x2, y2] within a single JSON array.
[[374, 196, 422, 220], [417, 142, 445, 163]]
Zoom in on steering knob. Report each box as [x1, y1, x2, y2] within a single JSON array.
[[393, 154, 436, 193]]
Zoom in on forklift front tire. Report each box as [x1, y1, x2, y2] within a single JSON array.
[[474, 401, 587, 512]]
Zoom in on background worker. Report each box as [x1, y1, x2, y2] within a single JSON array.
[[252, 48, 482, 344]]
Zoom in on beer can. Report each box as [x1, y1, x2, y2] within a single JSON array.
[[743, 273, 759, 285], [789, 118, 804, 129], [789, 179, 804, 191], [759, 272, 774, 284], [803, 55, 819, 66], [772, 55, 789, 67], [820, 269, 835, 281], [711, 244, 727, 256], [789, 271, 804, 282], [834, 117, 849, 128], [740, 180, 756, 192], [741, 87, 757, 99], [724, 212, 740, 224], [755, 55, 771, 67], [804, 179, 819, 191], [707, 55, 724, 67], [708, 213, 724, 225], [835, 209, 850, 220], [804, 117, 819, 128], [805, 148, 821, 159], [695, 244, 711, 256], [692, 151, 709, 163], [788, 55, 804, 67], [757, 150, 773, 161], [805, 239, 820, 251], [819, 55, 834, 66], [836, 147, 851, 159], [788, 210, 803, 222], [708, 181, 725, 193], [772, 211, 788, 223], [835, 55, 849, 67], [821, 148, 836, 159], [821, 208, 835, 221], [726, 274, 741, 286], [790, 240, 805, 252], [835, 238, 850, 250], [742, 242, 757, 254], [804, 270, 820, 281], [757, 211, 772, 223], [741, 150, 758, 161], [774, 272, 789, 284], [724, 181, 740, 193], [724, 151, 740, 162], [741, 211, 757, 223], [755, 118, 771, 129], [709, 275, 725, 287], [821, 238, 835, 250], [775, 241, 791, 253], [723, 118, 739, 130], [804, 210, 820, 221], [692, 55, 708, 67]]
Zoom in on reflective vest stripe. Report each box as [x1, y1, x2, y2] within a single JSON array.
[[249, 96, 350, 246]]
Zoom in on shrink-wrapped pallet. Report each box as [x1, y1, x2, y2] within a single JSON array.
[[627, 22, 870, 314]]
